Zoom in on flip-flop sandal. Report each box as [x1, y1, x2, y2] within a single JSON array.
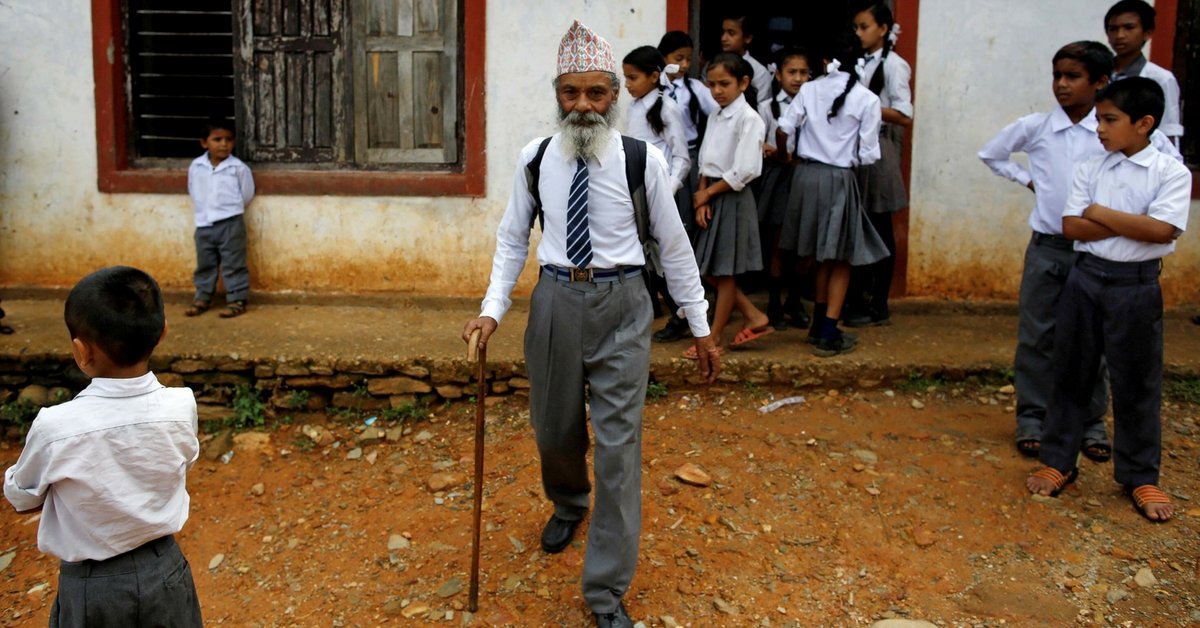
[[730, 325, 775, 348], [185, 300, 210, 317], [1127, 485, 1173, 522], [1028, 466, 1078, 497], [219, 300, 247, 319], [1081, 437, 1112, 463]]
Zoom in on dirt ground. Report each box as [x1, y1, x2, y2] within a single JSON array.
[[0, 381, 1197, 627]]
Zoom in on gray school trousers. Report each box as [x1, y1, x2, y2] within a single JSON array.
[[52, 535, 203, 627], [193, 214, 250, 303], [524, 267, 651, 614], [1040, 254, 1163, 486], [1015, 233, 1107, 439]]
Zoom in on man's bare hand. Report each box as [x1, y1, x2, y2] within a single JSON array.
[[693, 334, 720, 384], [462, 317, 498, 351]]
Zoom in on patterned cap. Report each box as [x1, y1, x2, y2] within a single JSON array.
[[556, 20, 617, 77]]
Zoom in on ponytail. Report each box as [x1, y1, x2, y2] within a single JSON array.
[[825, 33, 863, 120], [743, 84, 759, 109], [647, 87, 667, 135], [860, 4, 894, 96], [682, 78, 702, 126], [828, 71, 858, 120]]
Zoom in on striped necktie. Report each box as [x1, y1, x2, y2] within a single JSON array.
[[566, 158, 593, 268]]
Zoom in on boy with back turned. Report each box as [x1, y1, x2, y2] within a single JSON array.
[[4, 266, 203, 625]]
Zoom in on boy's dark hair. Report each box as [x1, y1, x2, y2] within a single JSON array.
[[1105, 0, 1156, 31], [65, 266, 166, 367], [1053, 41, 1115, 83], [1097, 76, 1165, 132], [200, 118, 236, 139], [708, 52, 758, 108], [722, 13, 756, 39]]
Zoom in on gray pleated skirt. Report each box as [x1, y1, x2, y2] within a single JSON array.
[[693, 187, 763, 277], [755, 160, 794, 227], [780, 160, 889, 266], [857, 132, 908, 214]]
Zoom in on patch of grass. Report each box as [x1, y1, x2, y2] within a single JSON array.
[[741, 380, 760, 394], [896, 371, 945, 394], [382, 398, 430, 424], [227, 384, 267, 430], [0, 399, 39, 437], [290, 434, 315, 453], [1165, 377, 1200, 404], [646, 381, 669, 401], [285, 390, 310, 408], [352, 380, 371, 398]]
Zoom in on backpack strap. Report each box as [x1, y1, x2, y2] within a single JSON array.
[[621, 135, 649, 245], [525, 136, 553, 232]]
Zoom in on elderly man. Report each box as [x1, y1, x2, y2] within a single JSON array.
[[462, 20, 718, 628]]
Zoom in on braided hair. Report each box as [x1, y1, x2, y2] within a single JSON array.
[[826, 33, 862, 120], [623, 46, 669, 135], [857, 4, 895, 96]]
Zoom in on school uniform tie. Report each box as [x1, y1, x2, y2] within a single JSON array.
[[566, 158, 593, 268]]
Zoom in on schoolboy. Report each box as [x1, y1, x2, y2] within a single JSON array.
[[4, 266, 204, 623], [979, 42, 1122, 461], [1027, 78, 1191, 523], [186, 118, 255, 318], [1104, 0, 1183, 143]]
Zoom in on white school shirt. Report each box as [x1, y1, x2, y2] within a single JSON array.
[[698, 93, 766, 191], [757, 91, 794, 151], [1113, 55, 1184, 139], [187, 153, 255, 227], [777, 71, 882, 168], [744, 52, 773, 107], [667, 76, 718, 146], [626, 90, 691, 193], [858, 49, 913, 118], [4, 373, 199, 562], [979, 107, 1183, 235], [480, 129, 710, 337], [1063, 144, 1191, 262]]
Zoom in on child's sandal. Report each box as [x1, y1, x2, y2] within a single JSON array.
[[184, 300, 210, 317], [1027, 466, 1078, 498], [1127, 485, 1173, 522], [219, 300, 247, 319]]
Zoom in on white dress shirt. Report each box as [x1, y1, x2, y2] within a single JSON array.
[[626, 90, 691, 193], [757, 91, 794, 150], [481, 129, 710, 337], [1114, 55, 1184, 139], [188, 153, 255, 227], [698, 94, 765, 191], [858, 49, 913, 118], [4, 373, 199, 562], [1064, 144, 1191, 262], [667, 77, 718, 146], [979, 107, 1182, 235], [744, 52, 773, 107], [778, 71, 882, 168]]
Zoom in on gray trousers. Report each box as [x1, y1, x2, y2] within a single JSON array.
[[193, 214, 250, 303], [52, 535, 203, 627], [1015, 233, 1107, 439], [524, 268, 651, 614]]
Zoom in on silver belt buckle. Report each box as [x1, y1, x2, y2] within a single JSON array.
[[570, 268, 592, 282]]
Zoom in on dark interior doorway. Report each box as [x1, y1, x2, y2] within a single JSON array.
[[691, 1, 860, 69]]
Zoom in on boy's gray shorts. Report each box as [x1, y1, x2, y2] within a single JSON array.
[[51, 535, 203, 627]]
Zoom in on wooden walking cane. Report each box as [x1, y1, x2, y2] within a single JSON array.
[[467, 329, 486, 612]]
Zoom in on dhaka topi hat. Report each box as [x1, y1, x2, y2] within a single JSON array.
[[556, 20, 617, 77]]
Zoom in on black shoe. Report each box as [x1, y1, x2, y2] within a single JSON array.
[[843, 311, 892, 328], [652, 318, 691, 343], [812, 333, 858, 357], [540, 515, 581, 553], [595, 603, 634, 628]]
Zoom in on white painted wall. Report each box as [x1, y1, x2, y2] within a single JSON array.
[[909, 0, 1198, 303], [0, 0, 666, 297]]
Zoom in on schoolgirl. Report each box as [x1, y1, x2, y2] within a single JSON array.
[[845, 3, 914, 328], [658, 30, 719, 226], [687, 53, 771, 357], [777, 35, 888, 357], [622, 45, 693, 342], [756, 47, 816, 329]]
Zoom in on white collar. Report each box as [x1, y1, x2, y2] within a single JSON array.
[[75, 372, 165, 399]]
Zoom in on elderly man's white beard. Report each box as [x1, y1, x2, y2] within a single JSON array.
[[557, 104, 620, 162]]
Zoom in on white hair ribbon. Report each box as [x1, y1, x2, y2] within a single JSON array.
[[825, 59, 841, 74], [660, 64, 679, 86], [766, 62, 777, 75], [855, 57, 867, 73], [888, 23, 902, 45]]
